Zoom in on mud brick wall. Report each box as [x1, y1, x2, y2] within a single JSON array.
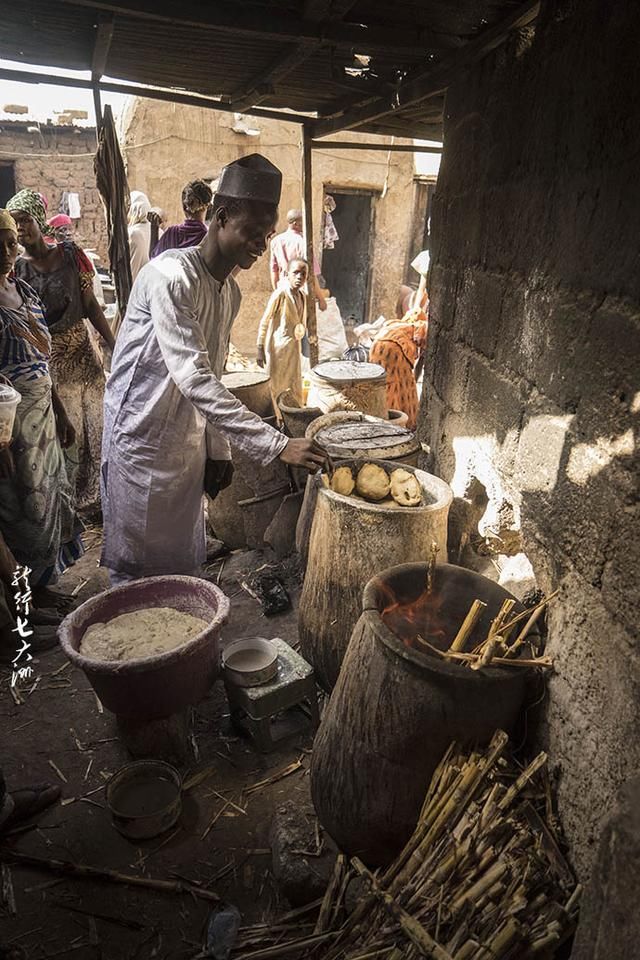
[[419, 0, 640, 881], [1, 123, 108, 261]]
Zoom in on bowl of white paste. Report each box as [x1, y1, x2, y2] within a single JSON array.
[[222, 637, 278, 687], [58, 576, 230, 719]]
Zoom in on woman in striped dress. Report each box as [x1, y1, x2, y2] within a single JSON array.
[[0, 210, 83, 605], [7, 189, 114, 513]]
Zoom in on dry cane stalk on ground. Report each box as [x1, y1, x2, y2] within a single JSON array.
[[233, 731, 580, 959]]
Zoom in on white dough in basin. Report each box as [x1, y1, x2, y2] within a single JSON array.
[[80, 607, 209, 662]]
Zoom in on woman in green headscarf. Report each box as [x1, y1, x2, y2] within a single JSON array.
[[7, 189, 115, 513]]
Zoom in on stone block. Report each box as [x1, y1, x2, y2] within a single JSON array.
[[463, 353, 524, 462], [455, 268, 505, 359], [270, 798, 338, 906]]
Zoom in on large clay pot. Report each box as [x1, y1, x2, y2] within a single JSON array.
[[298, 461, 452, 690], [209, 372, 288, 548], [59, 576, 229, 720], [308, 360, 387, 418], [306, 411, 421, 465], [277, 390, 322, 439], [311, 562, 536, 867]]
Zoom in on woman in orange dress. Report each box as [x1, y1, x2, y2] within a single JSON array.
[[369, 309, 428, 430]]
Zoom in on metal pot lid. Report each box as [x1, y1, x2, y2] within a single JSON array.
[[311, 360, 386, 384], [222, 371, 271, 389], [311, 414, 420, 459]]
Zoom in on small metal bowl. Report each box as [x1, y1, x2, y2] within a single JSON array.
[[106, 760, 182, 841], [222, 637, 278, 687]]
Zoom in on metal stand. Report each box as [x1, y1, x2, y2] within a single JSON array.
[[224, 638, 319, 753]]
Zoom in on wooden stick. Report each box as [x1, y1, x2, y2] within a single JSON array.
[[0, 850, 219, 903], [418, 637, 553, 669], [426, 541, 439, 594], [201, 796, 234, 840], [497, 752, 548, 812], [234, 931, 338, 959], [472, 599, 516, 669], [495, 590, 560, 639], [315, 854, 346, 934], [504, 602, 548, 658], [51, 900, 145, 931], [450, 601, 487, 653], [243, 757, 303, 796], [352, 858, 453, 960]]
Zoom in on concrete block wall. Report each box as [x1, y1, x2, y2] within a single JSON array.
[[420, 0, 640, 880], [1, 123, 108, 261]]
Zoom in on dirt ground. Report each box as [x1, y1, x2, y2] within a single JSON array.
[[0, 536, 326, 960]]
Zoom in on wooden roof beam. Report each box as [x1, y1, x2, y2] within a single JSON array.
[[0, 65, 307, 126], [227, 0, 358, 114], [312, 0, 541, 137], [91, 16, 114, 79], [227, 41, 321, 113], [58, 0, 447, 55]]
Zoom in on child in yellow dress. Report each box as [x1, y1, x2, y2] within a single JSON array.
[[257, 258, 308, 416]]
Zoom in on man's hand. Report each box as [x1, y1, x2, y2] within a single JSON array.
[[256, 345, 266, 368], [55, 412, 76, 449], [0, 444, 15, 479], [147, 210, 163, 228], [279, 438, 330, 472]]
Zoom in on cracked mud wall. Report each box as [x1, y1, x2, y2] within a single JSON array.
[[419, 0, 640, 880]]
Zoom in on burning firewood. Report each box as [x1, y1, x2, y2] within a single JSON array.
[[442, 590, 560, 671], [235, 732, 579, 959], [449, 599, 487, 653], [471, 599, 515, 669], [426, 540, 439, 594]]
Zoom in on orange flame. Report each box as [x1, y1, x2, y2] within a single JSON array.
[[377, 579, 447, 652]]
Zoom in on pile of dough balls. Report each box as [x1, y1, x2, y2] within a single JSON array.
[[325, 463, 422, 507]]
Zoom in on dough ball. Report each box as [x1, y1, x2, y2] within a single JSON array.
[[390, 468, 422, 507], [331, 465, 355, 496], [356, 463, 390, 502]]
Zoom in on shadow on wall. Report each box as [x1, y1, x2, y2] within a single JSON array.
[[420, 339, 639, 881]]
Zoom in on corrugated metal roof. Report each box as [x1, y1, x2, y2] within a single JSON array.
[[0, 0, 539, 138]]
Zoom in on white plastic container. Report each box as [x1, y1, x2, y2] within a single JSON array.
[[0, 383, 21, 444]]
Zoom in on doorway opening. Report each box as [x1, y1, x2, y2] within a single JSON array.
[[405, 178, 437, 285], [0, 163, 16, 207], [320, 188, 375, 328]]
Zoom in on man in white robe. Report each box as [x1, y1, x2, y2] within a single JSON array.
[[101, 154, 326, 583]]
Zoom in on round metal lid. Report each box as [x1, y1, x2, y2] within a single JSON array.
[[222, 371, 271, 390], [311, 360, 386, 384], [308, 412, 420, 459]]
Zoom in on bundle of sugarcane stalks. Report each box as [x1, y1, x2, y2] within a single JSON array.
[[234, 731, 580, 960]]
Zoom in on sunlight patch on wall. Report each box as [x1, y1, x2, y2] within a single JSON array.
[[566, 429, 635, 484]]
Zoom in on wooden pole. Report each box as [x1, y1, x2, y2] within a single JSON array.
[[301, 124, 319, 366], [311, 139, 441, 154], [92, 80, 103, 138]]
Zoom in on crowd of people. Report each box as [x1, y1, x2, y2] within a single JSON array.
[[0, 156, 328, 656], [0, 154, 428, 837], [0, 154, 428, 661]]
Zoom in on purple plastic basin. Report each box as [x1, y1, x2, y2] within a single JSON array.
[[58, 576, 230, 720]]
